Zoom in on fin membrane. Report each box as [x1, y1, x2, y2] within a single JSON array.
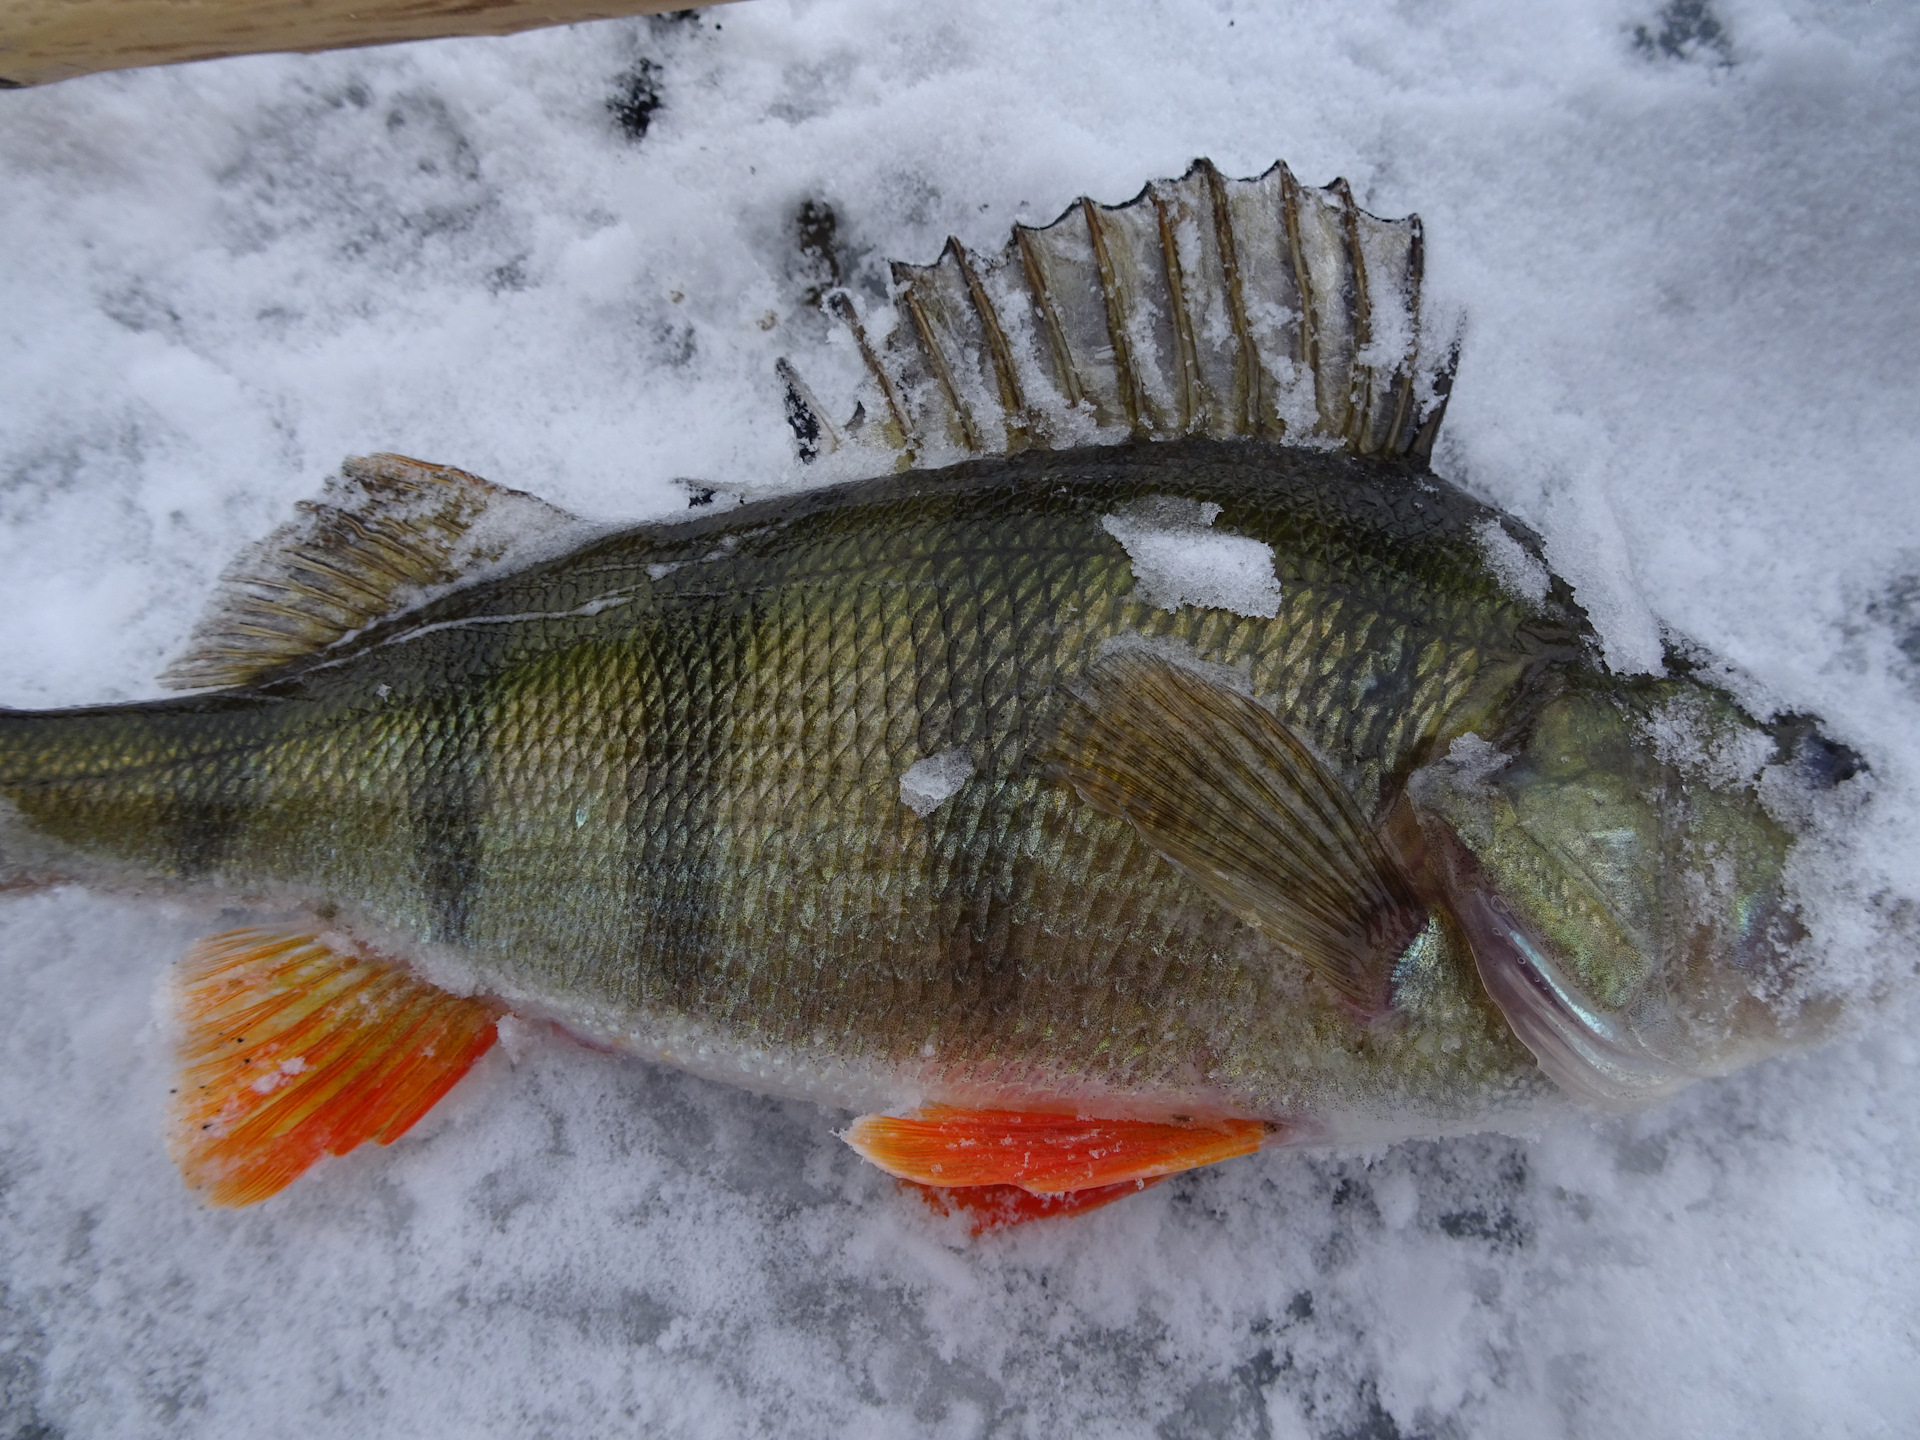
[[161, 453, 579, 691], [165, 926, 501, 1206], [845, 1106, 1267, 1194], [784, 158, 1453, 468], [904, 1176, 1165, 1234], [1048, 653, 1424, 1015]]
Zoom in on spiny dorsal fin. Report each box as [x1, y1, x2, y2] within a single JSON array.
[[160, 454, 581, 692], [781, 159, 1456, 471], [1046, 652, 1426, 1016]]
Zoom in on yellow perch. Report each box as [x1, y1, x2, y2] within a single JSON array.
[[0, 161, 1858, 1229]]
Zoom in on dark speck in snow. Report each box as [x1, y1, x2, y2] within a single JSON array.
[[609, 60, 665, 142], [1633, 0, 1732, 63]]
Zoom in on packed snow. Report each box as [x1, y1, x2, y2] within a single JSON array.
[[900, 748, 975, 817], [1103, 499, 1286, 620], [1, 0, 1917, 1435]]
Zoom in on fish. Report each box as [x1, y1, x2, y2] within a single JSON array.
[[0, 159, 1861, 1230]]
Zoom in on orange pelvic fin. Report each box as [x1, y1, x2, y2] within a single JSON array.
[[165, 926, 501, 1207], [904, 1176, 1166, 1233], [845, 1106, 1269, 1195]]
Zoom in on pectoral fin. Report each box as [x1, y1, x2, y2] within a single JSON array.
[[845, 1106, 1268, 1195], [1048, 653, 1425, 1016], [164, 926, 501, 1206]]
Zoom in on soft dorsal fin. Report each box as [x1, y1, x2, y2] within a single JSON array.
[[781, 159, 1455, 469], [1046, 653, 1426, 1017], [164, 925, 502, 1206], [160, 453, 581, 691]]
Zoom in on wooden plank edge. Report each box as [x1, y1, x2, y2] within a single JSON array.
[[0, 0, 738, 89]]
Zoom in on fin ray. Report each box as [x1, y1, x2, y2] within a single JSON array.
[[845, 1106, 1268, 1194], [904, 1176, 1165, 1233], [1047, 653, 1425, 1015], [166, 926, 501, 1206], [788, 159, 1454, 468], [161, 454, 581, 692]]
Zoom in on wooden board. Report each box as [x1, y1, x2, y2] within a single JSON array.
[[0, 0, 735, 88]]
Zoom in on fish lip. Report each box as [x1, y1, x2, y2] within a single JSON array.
[[1420, 819, 1696, 1109]]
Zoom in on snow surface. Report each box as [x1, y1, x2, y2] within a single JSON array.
[[2, 0, 1918, 1435]]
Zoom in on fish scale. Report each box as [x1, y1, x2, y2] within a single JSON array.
[[398, 447, 1545, 1108], [4, 449, 1547, 1115]]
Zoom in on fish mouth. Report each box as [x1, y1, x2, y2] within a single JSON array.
[[1419, 819, 1696, 1108]]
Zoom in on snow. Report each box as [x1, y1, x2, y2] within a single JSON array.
[[1103, 500, 1285, 620], [900, 748, 975, 816], [1473, 518, 1552, 608], [1, 0, 1918, 1435]]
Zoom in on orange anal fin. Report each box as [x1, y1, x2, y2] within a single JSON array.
[[845, 1106, 1269, 1194], [905, 1176, 1166, 1234], [165, 926, 502, 1207]]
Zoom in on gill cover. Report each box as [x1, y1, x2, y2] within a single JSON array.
[[1407, 678, 1817, 1107]]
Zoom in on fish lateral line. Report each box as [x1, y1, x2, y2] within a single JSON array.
[[366, 593, 640, 649]]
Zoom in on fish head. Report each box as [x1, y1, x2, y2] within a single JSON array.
[[1404, 672, 1859, 1107]]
